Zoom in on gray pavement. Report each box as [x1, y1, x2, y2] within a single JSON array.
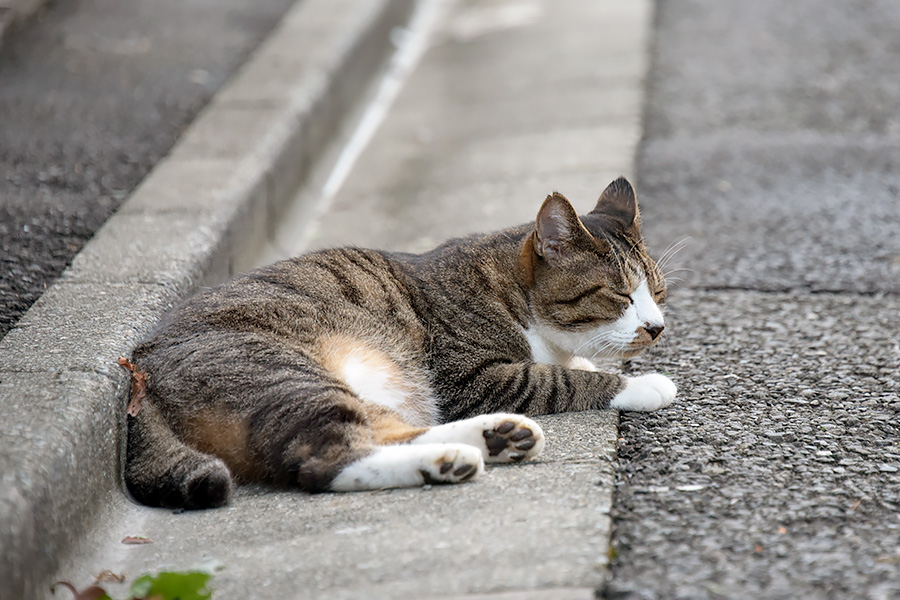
[[607, 1, 900, 598], [0, 0, 295, 337]]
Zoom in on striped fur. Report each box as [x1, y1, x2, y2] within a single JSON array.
[[125, 177, 673, 508]]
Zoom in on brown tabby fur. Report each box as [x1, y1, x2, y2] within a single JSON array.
[[125, 177, 666, 508]]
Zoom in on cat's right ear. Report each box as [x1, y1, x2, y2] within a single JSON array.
[[532, 193, 591, 263], [591, 176, 639, 233]]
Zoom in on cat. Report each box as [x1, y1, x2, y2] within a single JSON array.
[[124, 176, 676, 509]]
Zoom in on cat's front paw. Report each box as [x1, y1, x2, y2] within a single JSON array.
[[610, 373, 676, 411], [566, 356, 598, 372]]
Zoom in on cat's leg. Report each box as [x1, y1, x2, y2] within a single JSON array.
[[125, 400, 233, 509], [436, 361, 676, 420], [411, 413, 545, 463], [213, 379, 486, 493], [325, 404, 484, 491], [330, 443, 483, 491]]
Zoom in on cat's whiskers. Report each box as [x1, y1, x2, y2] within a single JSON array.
[[568, 329, 606, 355], [663, 266, 693, 289], [572, 329, 627, 358], [656, 236, 692, 272], [663, 267, 693, 277], [588, 339, 627, 362]]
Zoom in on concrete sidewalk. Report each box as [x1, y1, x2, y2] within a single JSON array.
[[2, 0, 654, 598], [0, 0, 417, 596]]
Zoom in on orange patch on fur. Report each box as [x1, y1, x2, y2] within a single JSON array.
[[186, 410, 263, 482], [518, 232, 538, 288], [364, 405, 428, 445]]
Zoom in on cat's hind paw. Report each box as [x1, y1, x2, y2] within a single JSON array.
[[330, 443, 484, 491], [481, 415, 545, 463], [610, 373, 676, 412], [420, 444, 485, 484], [413, 413, 545, 463]]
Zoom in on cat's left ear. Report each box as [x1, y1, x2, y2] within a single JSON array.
[[591, 176, 640, 233], [533, 192, 592, 262]]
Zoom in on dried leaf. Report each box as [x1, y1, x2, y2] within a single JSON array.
[[118, 357, 148, 417], [121, 535, 153, 545], [875, 553, 900, 564], [94, 570, 126, 584], [50, 581, 111, 600]]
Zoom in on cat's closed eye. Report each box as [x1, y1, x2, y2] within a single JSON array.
[[613, 291, 634, 305], [566, 317, 601, 328], [553, 284, 607, 306]]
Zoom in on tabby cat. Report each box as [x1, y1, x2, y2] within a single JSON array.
[[125, 177, 675, 509]]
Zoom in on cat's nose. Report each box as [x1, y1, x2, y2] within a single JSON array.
[[643, 324, 665, 340]]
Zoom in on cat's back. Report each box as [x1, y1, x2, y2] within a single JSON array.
[[134, 247, 430, 379], [157, 247, 418, 331]]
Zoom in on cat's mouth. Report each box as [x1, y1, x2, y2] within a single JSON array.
[[619, 328, 665, 358]]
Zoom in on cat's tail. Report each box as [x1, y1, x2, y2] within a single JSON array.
[[124, 399, 233, 509]]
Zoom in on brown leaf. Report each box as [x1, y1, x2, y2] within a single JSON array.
[[51, 581, 109, 600], [93, 570, 126, 584], [121, 535, 153, 545], [118, 357, 148, 417]]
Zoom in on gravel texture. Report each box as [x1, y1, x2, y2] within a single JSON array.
[[611, 291, 900, 599], [607, 1, 900, 598], [0, 0, 295, 337]]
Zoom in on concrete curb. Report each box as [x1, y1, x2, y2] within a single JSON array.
[[0, 0, 415, 596]]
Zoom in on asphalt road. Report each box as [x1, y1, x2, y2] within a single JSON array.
[[0, 0, 295, 337], [607, 1, 900, 598]]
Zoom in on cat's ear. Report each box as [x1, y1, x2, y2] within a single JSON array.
[[591, 176, 640, 232], [533, 192, 591, 262]]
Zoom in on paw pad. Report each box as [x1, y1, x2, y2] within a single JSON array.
[[420, 446, 483, 485], [482, 418, 544, 463]]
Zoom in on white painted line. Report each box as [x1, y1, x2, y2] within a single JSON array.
[[289, 0, 452, 255]]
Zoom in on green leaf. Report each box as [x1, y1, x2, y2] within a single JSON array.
[[128, 571, 212, 600]]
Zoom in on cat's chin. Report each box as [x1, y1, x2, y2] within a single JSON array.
[[618, 342, 659, 359], [586, 339, 658, 361]]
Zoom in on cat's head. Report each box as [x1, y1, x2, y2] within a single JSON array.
[[520, 177, 667, 360]]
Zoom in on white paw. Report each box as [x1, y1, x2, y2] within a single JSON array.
[[478, 414, 545, 463], [413, 413, 545, 463], [610, 373, 677, 411], [419, 444, 485, 484], [330, 444, 484, 492], [566, 356, 598, 372]]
